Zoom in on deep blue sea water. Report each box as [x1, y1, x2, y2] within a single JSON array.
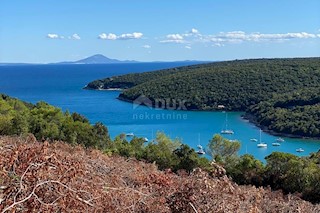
[[0, 63, 319, 162]]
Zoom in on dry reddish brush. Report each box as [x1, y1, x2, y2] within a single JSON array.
[[0, 136, 319, 212]]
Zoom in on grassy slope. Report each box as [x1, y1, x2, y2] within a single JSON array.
[[1, 135, 319, 212]]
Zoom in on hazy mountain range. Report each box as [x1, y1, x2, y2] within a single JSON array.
[[0, 54, 211, 65]]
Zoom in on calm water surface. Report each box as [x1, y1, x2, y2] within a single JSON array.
[[0, 63, 319, 162]]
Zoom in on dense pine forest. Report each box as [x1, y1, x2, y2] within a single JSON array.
[[248, 87, 320, 137], [87, 57, 320, 138]]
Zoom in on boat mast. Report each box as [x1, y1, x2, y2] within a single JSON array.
[[225, 113, 228, 130], [259, 129, 262, 143]]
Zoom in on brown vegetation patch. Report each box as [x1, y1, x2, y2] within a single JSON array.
[[0, 136, 319, 212]]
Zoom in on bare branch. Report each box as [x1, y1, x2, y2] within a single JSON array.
[[189, 202, 199, 213], [2, 179, 95, 212]]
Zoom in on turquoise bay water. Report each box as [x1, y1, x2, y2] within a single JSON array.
[[0, 63, 319, 162]]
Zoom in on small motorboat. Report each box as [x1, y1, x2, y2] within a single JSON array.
[[250, 138, 258, 142], [221, 129, 234, 134], [296, 148, 304, 152], [126, 132, 134, 137], [276, 137, 285, 142], [272, 143, 281, 146]]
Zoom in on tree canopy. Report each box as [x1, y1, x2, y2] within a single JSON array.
[[0, 94, 111, 148], [247, 87, 320, 137], [207, 134, 241, 163]]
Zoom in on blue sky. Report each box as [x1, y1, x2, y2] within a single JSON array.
[[0, 0, 319, 63]]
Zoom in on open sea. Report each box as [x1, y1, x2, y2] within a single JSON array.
[[0, 62, 319, 162]]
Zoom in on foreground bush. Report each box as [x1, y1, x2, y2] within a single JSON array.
[[0, 136, 319, 212]]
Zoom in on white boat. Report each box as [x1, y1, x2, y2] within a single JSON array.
[[257, 130, 267, 148], [126, 132, 134, 137], [221, 113, 234, 134], [276, 137, 285, 142], [272, 142, 281, 146], [196, 149, 205, 155], [196, 134, 205, 155], [296, 148, 304, 152], [143, 137, 149, 142], [250, 138, 258, 142], [257, 143, 267, 148], [221, 129, 234, 134]]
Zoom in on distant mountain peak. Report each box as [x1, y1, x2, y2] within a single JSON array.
[[92, 54, 105, 57], [58, 54, 138, 64], [88, 54, 108, 59], [75, 54, 121, 64], [54, 54, 211, 65]]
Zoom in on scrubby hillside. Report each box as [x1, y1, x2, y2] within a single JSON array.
[[1, 136, 319, 212], [84, 63, 205, 90], [119, 58, 320, 111], [247, 87, 320, 138], [87, 58, 320, 110]]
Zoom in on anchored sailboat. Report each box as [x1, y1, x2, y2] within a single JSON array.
[[221, 113, 234, 134], [196, 134, 205, 155], [257, 129, 267, 148]]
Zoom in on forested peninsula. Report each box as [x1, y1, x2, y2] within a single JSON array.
[[86, 58, 320, 138]]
